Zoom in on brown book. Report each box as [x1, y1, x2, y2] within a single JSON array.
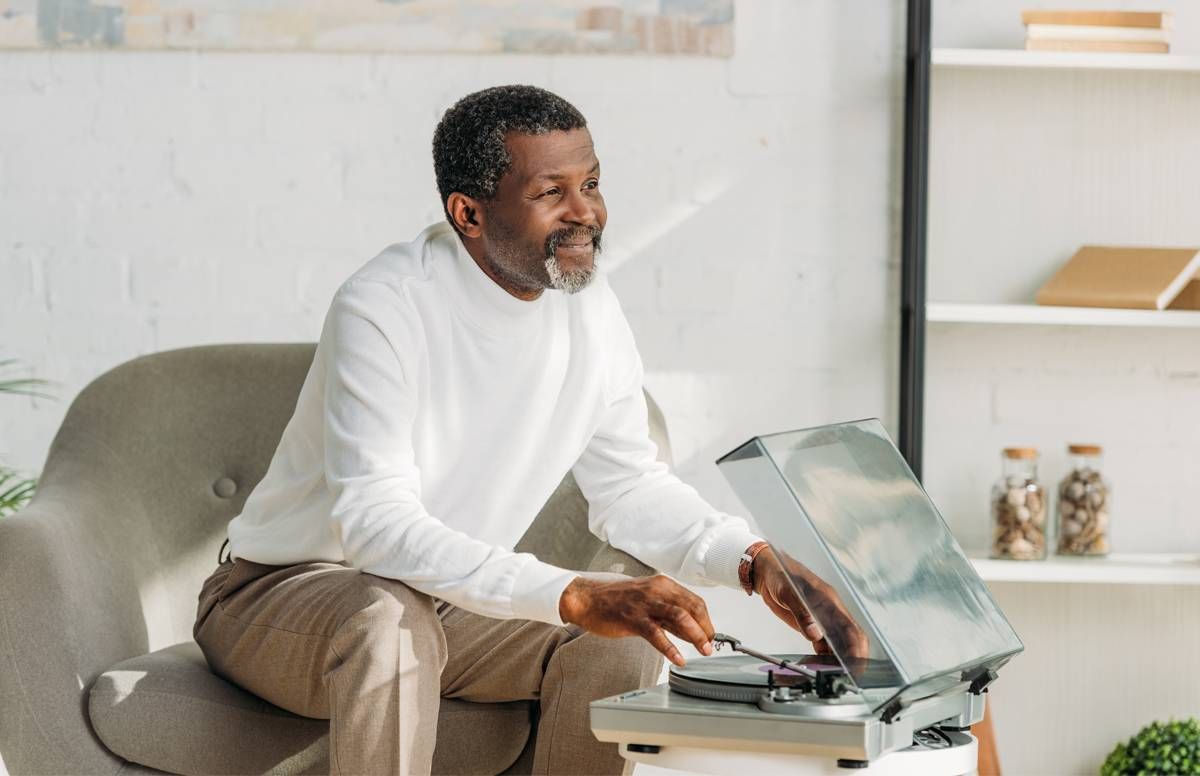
[[1026, 23, 1169, 43], [1167, 279, 1200, 311], [1021, 10, 1173, 30], [1025, 38, 1169, 53], [1035, 245, 1200, 310]]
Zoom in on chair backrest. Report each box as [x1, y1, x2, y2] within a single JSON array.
[[0, 343, 670, 774]]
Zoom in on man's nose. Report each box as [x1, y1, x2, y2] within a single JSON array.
[[562, 188, 598, 226]]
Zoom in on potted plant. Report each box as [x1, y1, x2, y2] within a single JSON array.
[[1102, 719, 1200, 775], [0, 356, 55, 517]]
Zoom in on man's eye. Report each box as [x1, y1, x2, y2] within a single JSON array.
[[584, 179, 599, 190], [541, 187, 561, 198]]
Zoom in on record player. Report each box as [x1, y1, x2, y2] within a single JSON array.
[[590, 420, 1024, 775]]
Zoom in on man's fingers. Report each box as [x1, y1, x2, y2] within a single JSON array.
[[662, 607, 714, 656], [845, 625, 871, 658], [787, 582, 862, 652], [791, 603, 824, 642], [642, 625, 686, 667], [651, 577, 715, 652], [761, 591, 801, 632], [777, 584, 824, 642], [679, 589, 716, 642]]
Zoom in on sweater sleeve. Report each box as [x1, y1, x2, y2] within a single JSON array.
[[571, 292, 763, 589], [321, 279, 578, 625]]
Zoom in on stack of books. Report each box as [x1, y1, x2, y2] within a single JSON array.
[[1021, 10, 1172, 53]]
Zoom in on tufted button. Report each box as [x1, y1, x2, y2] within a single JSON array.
[[213, 477, 238, 499]]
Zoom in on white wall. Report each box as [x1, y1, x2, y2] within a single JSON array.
[[0, 0, 905, 711]]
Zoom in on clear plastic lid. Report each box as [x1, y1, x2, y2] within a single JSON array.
[[716, 419, 1023, 712]]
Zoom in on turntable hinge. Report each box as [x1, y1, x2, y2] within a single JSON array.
[[965, 667, 998, 696], [880, 699, 903, 724]]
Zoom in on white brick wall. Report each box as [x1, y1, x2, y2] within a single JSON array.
[[0, 2, 905, 703], [1, 2, 905, 517], [0, 5, 903, 772]]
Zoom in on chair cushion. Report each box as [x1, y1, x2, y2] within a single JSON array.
[[89, 642, 532, 775]]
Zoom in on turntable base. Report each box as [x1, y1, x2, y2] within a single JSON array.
[[592, 650, 986, 774], [619, 730, 978, 776]]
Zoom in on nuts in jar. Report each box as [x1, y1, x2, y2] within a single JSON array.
[[991, 447, 1047, 560]]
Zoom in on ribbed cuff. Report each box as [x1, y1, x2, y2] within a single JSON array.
[[703, 527, 765, 590], [509, 557, 580, 626]]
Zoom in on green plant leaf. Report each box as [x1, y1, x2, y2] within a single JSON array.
[[0, 465, 37, 517], [0, 355, 49, 516], [1103, 719, 1200, 775], [0, 376, 57, 400], [0, 353, 58, 400]]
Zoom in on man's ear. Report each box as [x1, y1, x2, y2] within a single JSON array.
[[446, 193, 484, 238]]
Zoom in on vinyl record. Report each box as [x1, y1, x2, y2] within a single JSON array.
[[668, 654, 842, 703], [669, 652, 901, 699], [669, 653, 834, 687]]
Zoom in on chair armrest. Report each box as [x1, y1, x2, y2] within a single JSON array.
[[583, 544, 655, 578], [0, 432, 153, 774]]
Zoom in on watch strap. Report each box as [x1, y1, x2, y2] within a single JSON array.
[[737, 540, 770, 596]]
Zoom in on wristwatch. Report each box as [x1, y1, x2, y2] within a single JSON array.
[[737, 541, 770, 596]]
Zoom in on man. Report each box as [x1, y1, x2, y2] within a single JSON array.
[[194, 85, 860, 776]]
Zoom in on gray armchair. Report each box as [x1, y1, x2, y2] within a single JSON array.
[[0, 343, 669, 775]]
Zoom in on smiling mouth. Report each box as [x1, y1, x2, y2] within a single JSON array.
[[548, 227, 601, 257]]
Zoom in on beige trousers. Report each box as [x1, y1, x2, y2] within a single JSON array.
[[193, 557, 662, 776]]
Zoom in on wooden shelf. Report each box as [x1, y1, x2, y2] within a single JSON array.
[[970, 553, 1200, 585], [927, 302, 1200, 328], [933, 48, 1200, 72]]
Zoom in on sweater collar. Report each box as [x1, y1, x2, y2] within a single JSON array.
[[428, 222, 548, 330]]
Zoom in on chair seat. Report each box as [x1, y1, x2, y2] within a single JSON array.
[[88, 642, 532, 775]]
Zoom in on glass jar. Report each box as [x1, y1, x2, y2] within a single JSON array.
[[991, 448, 1047, 560], [1056, 444, 1111, 556]]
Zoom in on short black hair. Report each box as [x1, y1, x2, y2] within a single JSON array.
[[432, 85, 588, 232]]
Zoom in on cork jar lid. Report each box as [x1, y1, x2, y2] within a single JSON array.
[[1068, 444, 1103, 455], [1002, 447, 1038, 459]]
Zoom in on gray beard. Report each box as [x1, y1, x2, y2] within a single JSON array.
[[544, 253, 596, 294], [480, 216, 602, 295]]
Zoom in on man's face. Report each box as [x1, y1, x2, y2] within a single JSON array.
[[480, 127, 607, 295]]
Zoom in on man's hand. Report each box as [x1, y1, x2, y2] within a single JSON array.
[[752, 547, 871, 659], [558, 575, 715, 667]]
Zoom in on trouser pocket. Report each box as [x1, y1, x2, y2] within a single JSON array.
[[193, 558, 236, 638]]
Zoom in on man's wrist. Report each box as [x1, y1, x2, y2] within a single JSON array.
[[737, 541, 771, 595]]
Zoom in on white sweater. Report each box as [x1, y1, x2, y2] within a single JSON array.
[[227, 221, 761, 626]]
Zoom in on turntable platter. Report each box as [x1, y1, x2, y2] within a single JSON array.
[[668, 654, 837, 703], [668, 654, 894, 719]]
